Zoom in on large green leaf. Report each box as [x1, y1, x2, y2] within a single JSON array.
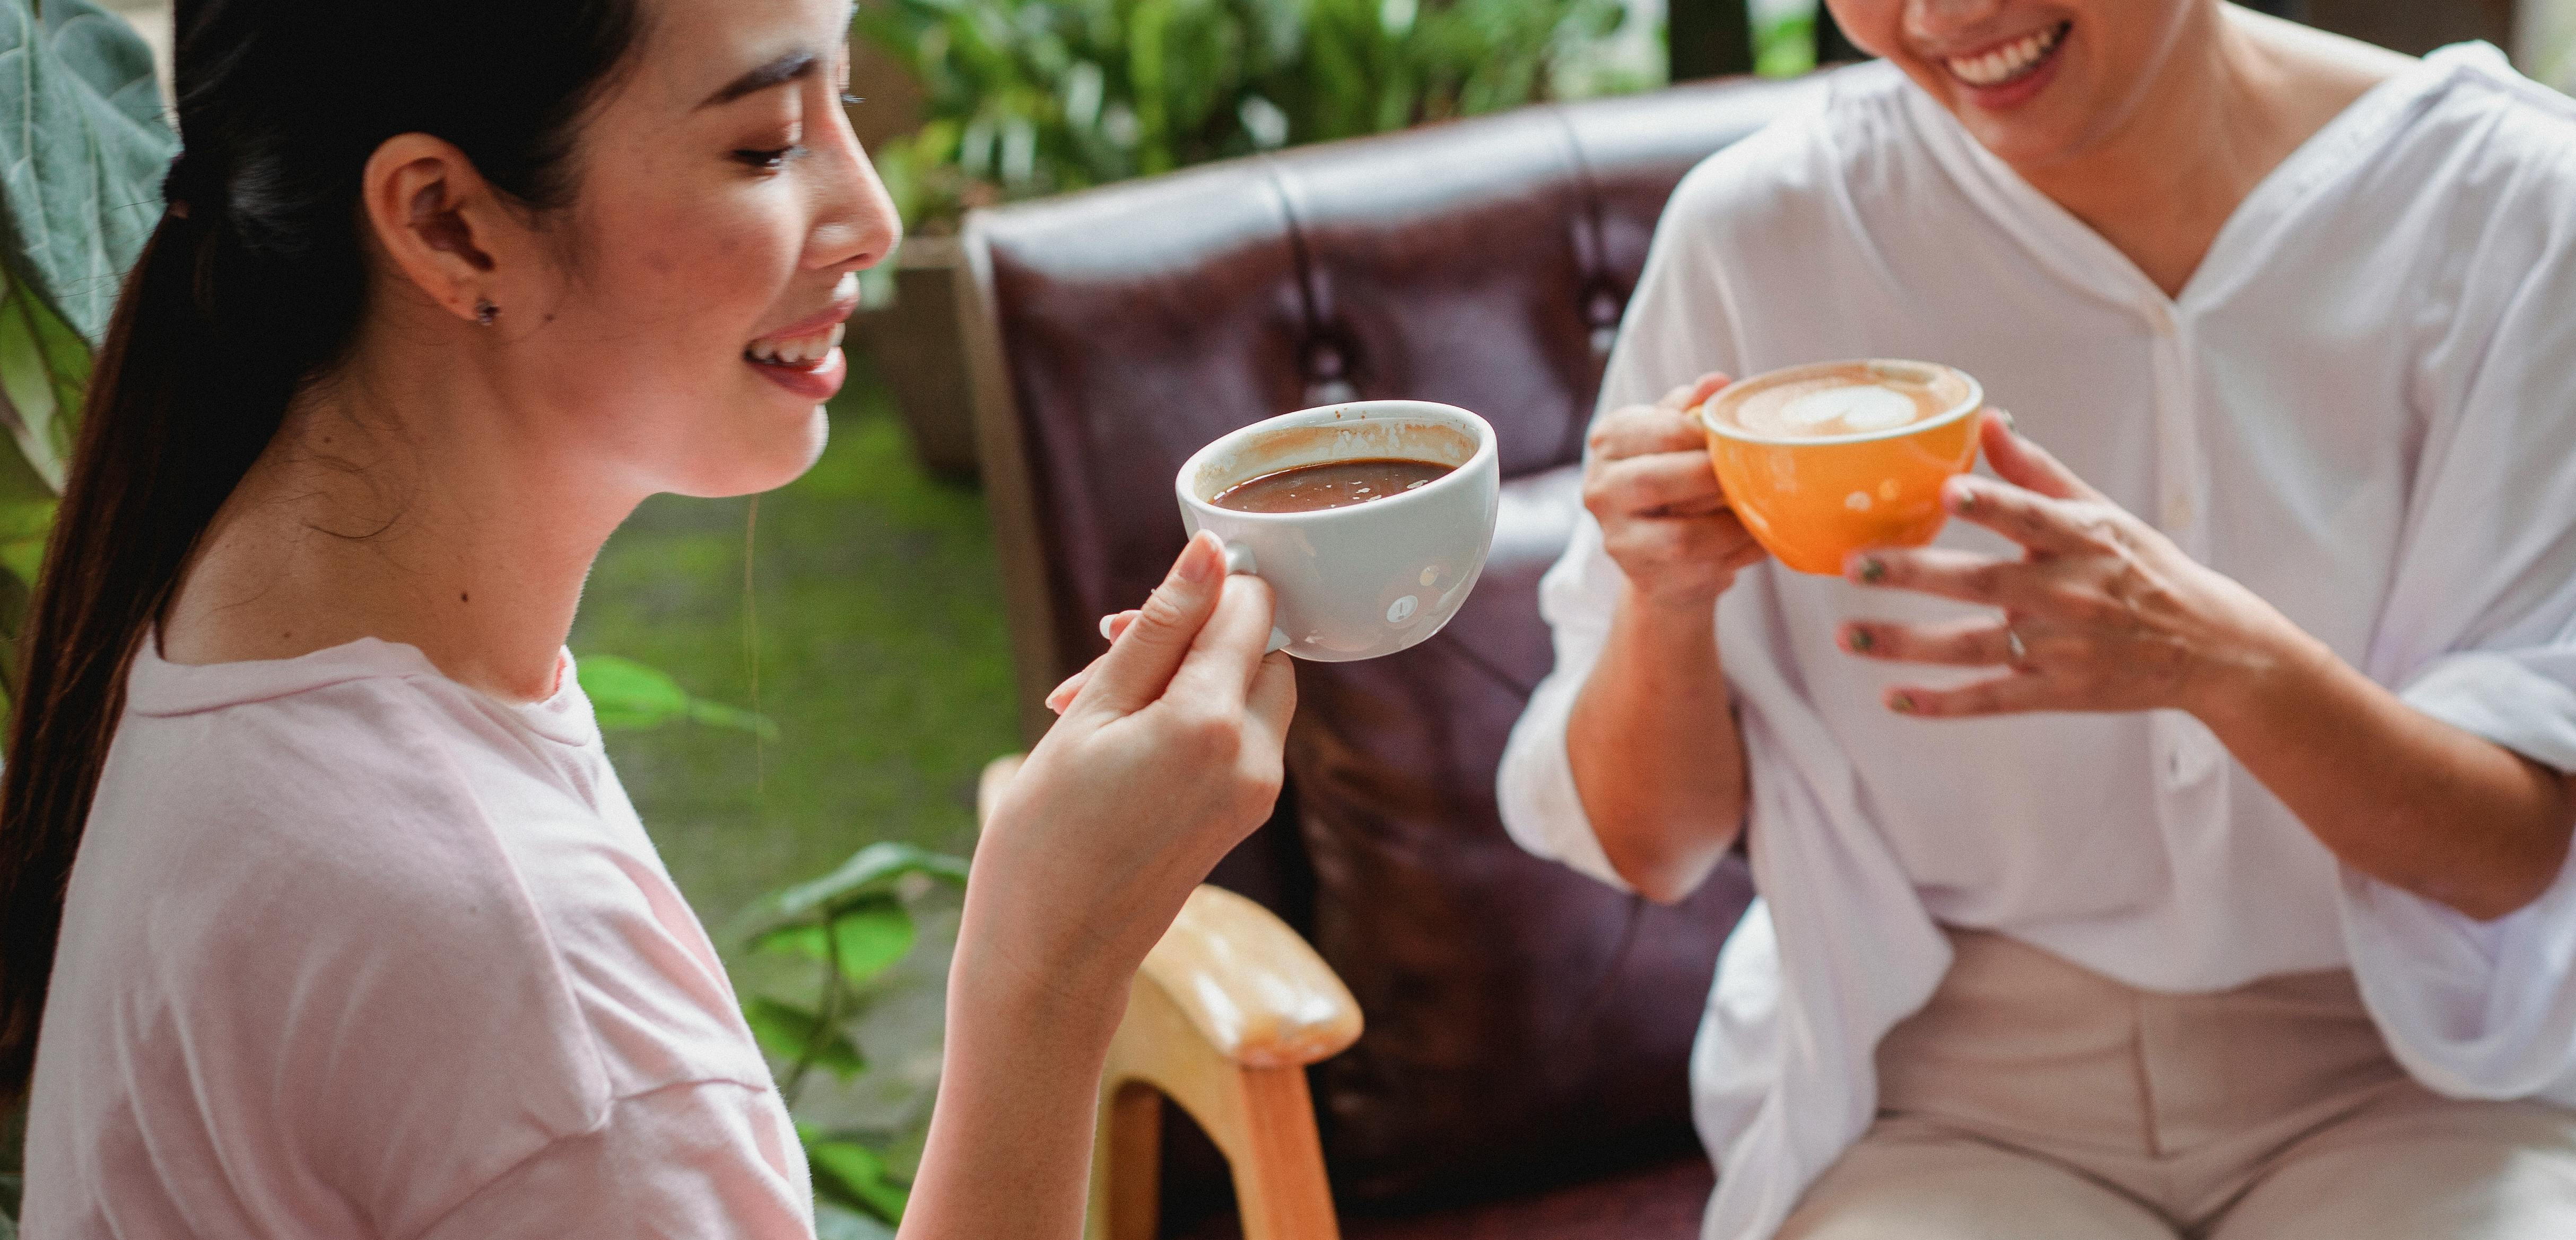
[[575, 653, 779, 739], [761, 840, 969, 924], [742, 996, 867, 1080], [0, 0, 179, 346], [749, 895, 918, 987], [0, 265, 85, 493]]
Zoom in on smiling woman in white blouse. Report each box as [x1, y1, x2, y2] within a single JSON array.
[[1499, 2, 2576, 1238]]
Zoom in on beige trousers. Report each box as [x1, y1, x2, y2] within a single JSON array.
[[1777, 929, 2576, 1239]]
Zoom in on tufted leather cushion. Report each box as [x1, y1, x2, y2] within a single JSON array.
[[961, 77, 1810, 1217]]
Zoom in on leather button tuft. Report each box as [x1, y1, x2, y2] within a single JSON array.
[[1304, 339, 1358, 405], [1587, 288, 1624, 357]]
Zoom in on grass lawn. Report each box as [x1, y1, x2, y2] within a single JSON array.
[[569, 358, 1016, 1146]]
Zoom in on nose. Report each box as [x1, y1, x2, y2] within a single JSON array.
[[807, 92, 903, 276]]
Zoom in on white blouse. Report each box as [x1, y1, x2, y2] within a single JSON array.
[[1498, 43, 2576, 1240]]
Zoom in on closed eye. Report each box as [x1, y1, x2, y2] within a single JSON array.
[[735, 145, 808, 171]]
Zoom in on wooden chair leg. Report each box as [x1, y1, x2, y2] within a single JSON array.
[[1221, 1066, 1337, 1240], [1093, 972, 1344, 1240], [1090, 1082, 1163, 1240], [1060, 878, 1360, 1240]]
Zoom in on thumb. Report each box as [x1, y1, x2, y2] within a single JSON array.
[[1980, 408, 2098, 502], [1658, 371, 1734, 413], [1067, 531, 1229, 719]]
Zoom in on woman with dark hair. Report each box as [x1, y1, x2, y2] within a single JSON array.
[[2, 2, 1290, 1236]]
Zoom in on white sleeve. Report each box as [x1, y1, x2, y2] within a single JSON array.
[[408, 1081, 817, 1240], [1495, 160, 1747, 893], [2340, 139, 2576, 1104], [1499, 513, 1638, 891]]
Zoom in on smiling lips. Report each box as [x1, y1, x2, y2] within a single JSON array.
[[744, 304, 855, 402], [1945, 20, 2068, 89], [747, 320, 845, 368]]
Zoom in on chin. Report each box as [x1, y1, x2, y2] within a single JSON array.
[[672, 405, 831, 499], [1959, 113, 2087, 169]]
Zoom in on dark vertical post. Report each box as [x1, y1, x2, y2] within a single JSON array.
[[1669, 0, 1755, 80], [1815, 3, 1866, 64]]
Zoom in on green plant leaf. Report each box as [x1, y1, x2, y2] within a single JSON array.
[[0, 496, 55, 589], [750, 895, 918, 987], [743, 996, 867, 1079], [801, 1127, 912, 1225], [575, 653, 778, 739], [763, 840, 969, 923], [0, 0, 181, 346], [0, 268, 80, 493]]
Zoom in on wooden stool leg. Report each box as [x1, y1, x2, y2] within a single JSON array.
[[1226, 1066, 1338, 1240], [1089, 1082, 1163, 1240], [1081, 886, 1361, 1240]]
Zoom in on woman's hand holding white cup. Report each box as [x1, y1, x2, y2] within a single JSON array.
[[983, 532, 1297, 997]]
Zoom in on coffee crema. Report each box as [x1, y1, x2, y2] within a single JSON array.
[[1713, 361, 1971, 440], [1212, 457, 1454, 513]]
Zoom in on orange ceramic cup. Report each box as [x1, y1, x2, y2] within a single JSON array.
[[1695, 360, 1985, 575]]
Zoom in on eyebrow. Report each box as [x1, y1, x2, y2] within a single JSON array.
[[701, 49, 821, 109]]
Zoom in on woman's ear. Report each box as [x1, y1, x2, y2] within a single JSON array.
[[359, 133, 517, 326]]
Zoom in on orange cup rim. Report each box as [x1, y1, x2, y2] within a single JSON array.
[[1696, 359, 1984, 448]]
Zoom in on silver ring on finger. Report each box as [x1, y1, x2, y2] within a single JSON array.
[[2004, 625, 2029, 668]]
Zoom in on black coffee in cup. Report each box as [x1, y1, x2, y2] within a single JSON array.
[[1210, 457, 1454, 513]]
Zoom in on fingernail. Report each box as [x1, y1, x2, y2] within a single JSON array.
[[1177, 532, 1221, 585], [1950, 487, 1976, 513], [1099, 615, 1120, 640], [1891, 692, 1916, 713], [1847, 627, 1874, 652], [1856, 556, 1887, 584], [1999, 408, 2018, 433]]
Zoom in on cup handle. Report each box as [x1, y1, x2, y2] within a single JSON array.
[[1220, 542, 1293, 655]]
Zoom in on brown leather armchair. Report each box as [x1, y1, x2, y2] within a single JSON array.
[[956, 75, 1814, 1238]]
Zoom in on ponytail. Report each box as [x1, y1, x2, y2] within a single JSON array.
[[0, 0, 645, 1104], [0, 207, 293, 1100]]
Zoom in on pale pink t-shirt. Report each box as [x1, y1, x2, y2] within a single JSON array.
[[21, 635, 816, 1238]]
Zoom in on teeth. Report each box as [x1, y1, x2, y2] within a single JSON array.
[[1948, 23, 2060, 88], [747, 321, 846, 368]]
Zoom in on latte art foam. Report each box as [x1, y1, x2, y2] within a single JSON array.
[[1713, 361, 1972, 440]]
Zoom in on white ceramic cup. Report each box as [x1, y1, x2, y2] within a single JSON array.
[[1175, 400, 1501, 661]]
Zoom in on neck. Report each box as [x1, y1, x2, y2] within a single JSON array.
[[164, 315, 641, 703], [2009, 6, 2390, 298]]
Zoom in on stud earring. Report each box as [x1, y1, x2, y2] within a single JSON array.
[[474, 299, 498, 327]]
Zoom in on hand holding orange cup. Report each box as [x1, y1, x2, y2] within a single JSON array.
[[1693, 360, 1986, 575]]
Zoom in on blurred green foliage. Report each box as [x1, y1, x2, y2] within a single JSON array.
[[0, 0, 178, 701], [737, 842, 971, 1228], [857, 0, 1644, 233]]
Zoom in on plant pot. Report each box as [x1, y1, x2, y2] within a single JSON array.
[[853, 235, 980, 481]]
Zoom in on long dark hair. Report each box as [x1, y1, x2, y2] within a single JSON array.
[[0, 0, 646, 1103]]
